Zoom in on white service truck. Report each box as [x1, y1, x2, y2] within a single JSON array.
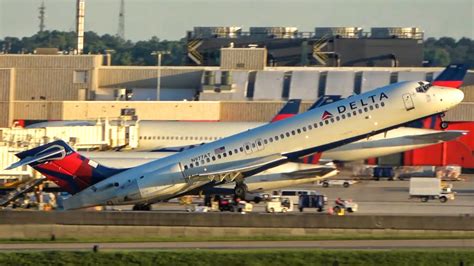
[[409, 178, 455, 203]]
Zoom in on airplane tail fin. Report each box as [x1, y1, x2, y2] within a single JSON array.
[[270, 99, 301, 122], [308, 95, 343, 111], [432, 64, 468, 88], [6, 140, 127, 194]]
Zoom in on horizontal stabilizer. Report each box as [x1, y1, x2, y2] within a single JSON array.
[[6, 144, 66, 170], [404, 130, 468, 142]]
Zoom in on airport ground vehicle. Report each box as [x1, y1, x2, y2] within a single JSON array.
[[266, 196, 293, 213], [409, 178, 455, 203], [279, 189, 327, 204], [333, 198, 358, 214], [298, 194, 326, 212], [318, 179, 357, 188], [373, 167, 396, 181], [217, 197, 253, 212]]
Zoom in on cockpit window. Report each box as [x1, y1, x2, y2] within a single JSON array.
[[416, 81, 432, 93]]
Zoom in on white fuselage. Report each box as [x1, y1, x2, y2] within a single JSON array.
[[64, 81, 463, 209], [84, 127, 462, 166], [137, 121, 263, 150]]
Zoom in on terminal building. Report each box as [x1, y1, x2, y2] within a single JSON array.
[[0, 35, 474, 170], [185, 26, 424, 67]]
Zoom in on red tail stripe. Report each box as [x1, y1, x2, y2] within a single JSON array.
[[432, 81, 463, 88], [271, 114, 295, 122]]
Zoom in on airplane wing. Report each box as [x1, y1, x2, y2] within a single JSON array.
[[188, 154, 287, 183], [281, 165, 337, 179], [404, 130, 468, 142]]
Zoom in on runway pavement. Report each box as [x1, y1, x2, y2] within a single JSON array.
[[1, 239, 474, 251], [137, 176, 474, 215]]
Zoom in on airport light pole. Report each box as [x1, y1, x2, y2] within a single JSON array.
[[151, 50, 170, 100]]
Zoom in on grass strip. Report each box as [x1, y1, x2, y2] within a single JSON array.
[[2, 231, 474, 243], [0, 250, 474, 266]]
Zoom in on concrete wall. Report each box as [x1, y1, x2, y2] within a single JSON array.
[[253, 71, 285, 100], [200, 71, 249, 101], [1, 212, 474, 231], [397, 71, 427, 82], [13, 101, 222, 121], [289, 71, 320, 100], [220, 48, 266, 70], [14, 68, 89, 101], [0, 55, 102, 68], [98, 67, 206, 89], [0, 224, 471, 240], [0, 69, 14, 127], [325, 71, 355, 97], [360, 71, 391, 93]]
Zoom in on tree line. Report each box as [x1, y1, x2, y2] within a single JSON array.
[[0, 31, 185, 66], [1, 31, 473, 68]]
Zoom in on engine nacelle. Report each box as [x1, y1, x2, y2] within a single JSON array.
[[110, 163, 187, 205]]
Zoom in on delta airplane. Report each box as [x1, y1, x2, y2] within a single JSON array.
[[8, 77, 464, 209], [137, 65, 468, 151]]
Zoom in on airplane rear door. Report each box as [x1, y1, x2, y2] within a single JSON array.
[[402, 94, 415, 111]]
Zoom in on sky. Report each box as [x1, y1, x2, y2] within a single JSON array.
[[0, 0, 473, 41]]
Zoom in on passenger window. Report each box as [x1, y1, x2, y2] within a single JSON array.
[[341, 114, 346, 119], [358, 109, 363, 114], [364, 107, 368, 112], [291, 130, 295, 135], [206, 158, 210, 163], [381, 102, 385, 107], [302, 127, 307, 132], [269, 137, 274, 142], [353, 111, 357, 116], [217, 154, 222, 159], [297, 129, 301, 134], [325, 120, 329, 125], [280, 134, 285, 139], [336, 116, 340, 121], [223, 153, 227, 157], [375, 103, 379, 108], [286, 132, 290, 137], [190, 163, 194, 168], [195, 162, 199, 166], [240, 147, 244, 152], [229, 151, 233, 156], [184, 165, 188, 170], [308, 125, 312, 130], [212, 156, 216, 161], [330, 118, 335, 123], [369, 106, 374, 110], [234, 149, 238, 154], [264, 139, 268, 144], [275, 136, 279, 141]]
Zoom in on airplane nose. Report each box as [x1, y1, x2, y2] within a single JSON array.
[[451, 88, 464, 105]]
